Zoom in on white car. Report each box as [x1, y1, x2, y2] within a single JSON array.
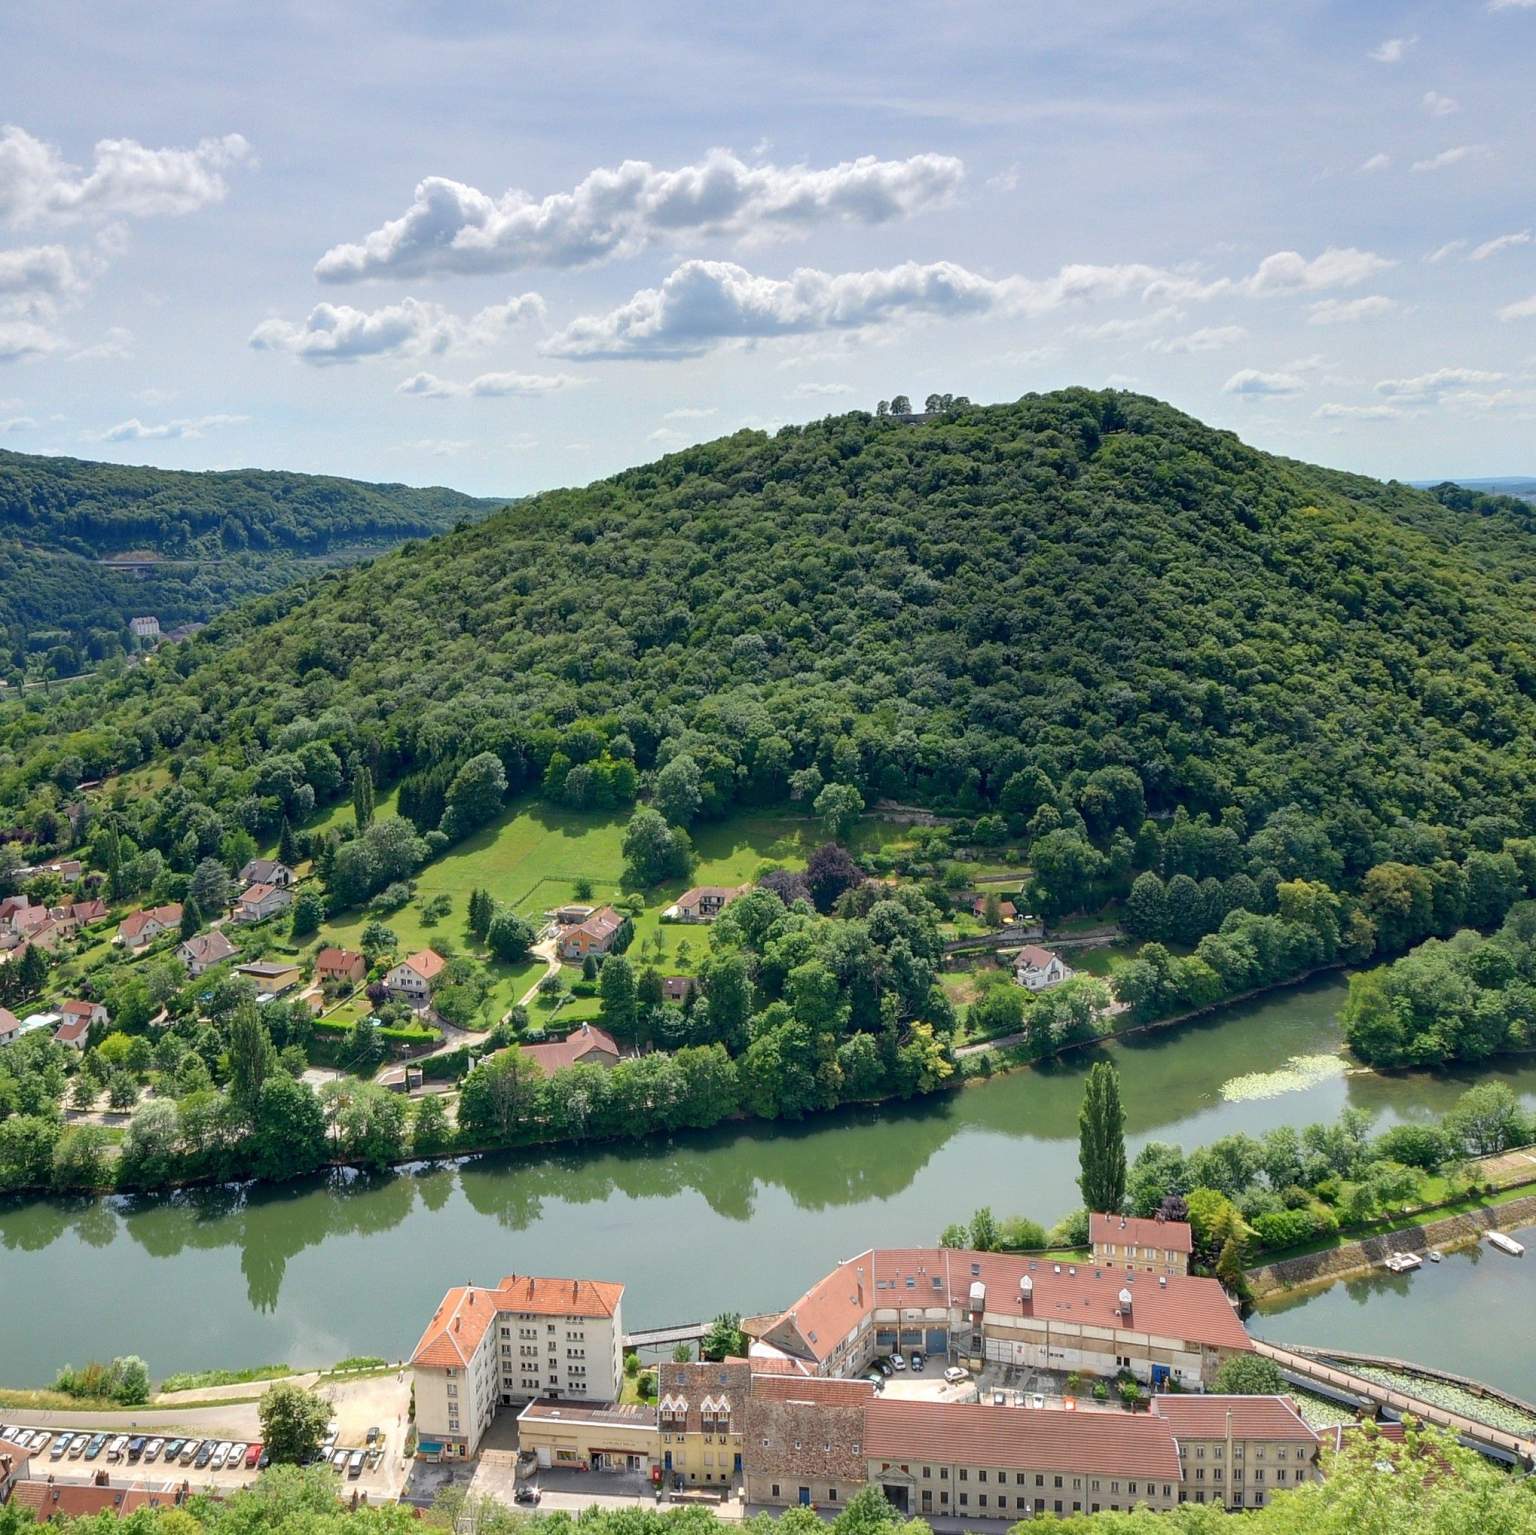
[[943, 1366, 969, 1384], [890, 1354, 906, 1371], [210, 1442, 230, 1470], [145, 1439, 164, 1463], [228, 1443, 246, 1467]]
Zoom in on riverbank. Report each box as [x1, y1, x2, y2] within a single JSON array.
[[1248, 1190, 1536, 1300]]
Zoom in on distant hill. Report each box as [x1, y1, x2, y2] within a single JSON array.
[[0, 450, 504, 674], [1411, 476, 1536, 502], [10, 388, 1536, 868]]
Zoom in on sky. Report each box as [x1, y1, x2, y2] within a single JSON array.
[[2, 0, 1535, 498]]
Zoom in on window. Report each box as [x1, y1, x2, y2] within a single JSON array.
[[771, 1486, 780, 1500], [922, 1468, 930, 1480], [827, 1490, 838, 1503], [978, 1496, 987, 1509], [1053, 1477, 1062, 1489], [940, 1468, 949, 1480], [978, 1470, 986, 1482], [959, 1494, 968, 1508], [446, 1385, 458, 1398], [959, 1469, 968, 1481]]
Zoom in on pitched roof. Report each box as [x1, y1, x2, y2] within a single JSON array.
[[58, 998, 99, 1019], [316, 946, 364, 970], [239, 858, 290, 882], [865, 1398, 1184, 1481], [119, 904, 181, 938], [1016, 945, 1061, 969], [179, 930, 239, 964], [763, 1248, 1250, 1364], [52, 1018, 91, 1044], [573, 906, 623, 941], [9, 1481, 184, 1519], [1153, 1394, 1318, 1442], [400, 948, 446, 981], [752, 1376, 876, 1406], [521, 1022, 621, 1076], [238, 882, 280, 904], [412, 1274, 624, 1368], [1091, 1212, 1194, 1256], [675, 884, 749, 907], [0, 1007, 20, 1032]]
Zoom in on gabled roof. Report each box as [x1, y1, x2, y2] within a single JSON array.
[[412, 1273, 625, 1368], [572, 906, 623, 941], [675, 884, 749, 907], [9, 1480, 184, 1520], [58, 998, 101, 1019], [316, 946, 364, 970], [179, 930, 239, 964], [1015, 944, 1061, 968], [1091, 1212, 1194, 1256], [238, 882, 280, 904], [397, 948, 446, 981], [521, 1022, 621, 1076], [1153, 1394, 1318, 1442], [239, 858, 292, 883], [119, 904, 181, 938], [53, 1018, 91, 1044]]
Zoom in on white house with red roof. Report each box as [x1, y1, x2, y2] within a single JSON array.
[[411, 1273, 626, 1457], [1013, 944, 1073, 990], [386, 948, 446, 1009], [233, 881, 292, 922], [116, 903, 182, 948], [52, 998, 108, 1049]]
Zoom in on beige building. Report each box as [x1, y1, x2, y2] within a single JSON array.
[[516, 1400, 658, 1474], [1090, 1212, 1193, 1277], [387, 948, 446, 1009], [411, 1273, 626, 1457], [658, 1359, 750, 1488], [1154, 1394, 1322, 1510]]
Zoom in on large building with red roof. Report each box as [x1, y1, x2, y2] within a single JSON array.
[[411, 1272, 626, 1457], [1090, 1212, 1193, 1276], [750, 1246, 1250, 1390]]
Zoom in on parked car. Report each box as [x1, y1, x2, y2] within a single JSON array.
[[127, 1437, 145, 1461], [864, 1371, 884, 1389], [85, 1434, 108, 1461], [145, 1439, 164, 1463], [257, 1450, 270, 1470], [194, 1443, 213, 1468], [365, 1427, 380, 1446], [943, 1366, 969, 1384], [889, 1353, 906, 1371], [228, 1443, 247, 1467], [50, 1438, 68, 1462], [164, 1441, 184, 1462], [9, 1431, 32, 1449], [68, 1435, 89, 1459], [179, 1441, 201, 1466], [332, 1449, 348, 1471], [245, 1444, 263, 1469], [347, 1451, 365, 1479], [910, 1351, 924, 1372], [875, 1358, 893, 1377], [514, 1487, 539, 1506]]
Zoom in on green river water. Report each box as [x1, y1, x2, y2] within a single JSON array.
[[3, 972, 1536, 1394]]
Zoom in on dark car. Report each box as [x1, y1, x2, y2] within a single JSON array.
[[514, 1487, 539, 1506], [875, 1358, 893, 1377], [84, 1434, 108, 1461], [194, 1442, 214, 1468], [128, 1437, 146, 1461], [164, 1441, 184, 1462], [910, 1351, 924, 1372]]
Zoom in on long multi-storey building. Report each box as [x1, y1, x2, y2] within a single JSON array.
[[750, 1241, 1249, 1389], [411, 1273, 625, 1457]]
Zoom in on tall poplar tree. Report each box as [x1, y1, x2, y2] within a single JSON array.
[[352, 764, 375, 830], [1077, 1061, 1127, 1214]]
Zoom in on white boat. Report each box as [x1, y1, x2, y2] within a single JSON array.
[[1382, 1252, 1422, 1273], [1486, 1231, 1525, 1257], [1428, 1249, 1442, 1262]]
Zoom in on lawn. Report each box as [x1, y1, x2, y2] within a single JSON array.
[[306, 797, 916, 1017]]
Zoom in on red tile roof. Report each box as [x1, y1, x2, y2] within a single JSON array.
[[10, 1481, 185, 1519], [521, 1022, 621, 1076], [1091, 1212, 1194, 1256], [52, 1018, 90, 1045], [865, 1398, 1184, 1481], [752, 1375, 876, 1406], [1016, 945, 1060, 969], [1153, 1394, 1317, 1442], [412, 1274, 624, 1368], [119, 904, 181, 939], [764, 1248, 1249, 1364], [316, 946, 364, 973], [574, 906, 623, 941], [401, 948, 446, 981]]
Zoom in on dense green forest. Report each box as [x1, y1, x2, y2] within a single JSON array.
[[0, 449, 501, 675]]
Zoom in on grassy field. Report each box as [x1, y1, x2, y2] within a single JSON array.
[[307, 797, 915, 1018]]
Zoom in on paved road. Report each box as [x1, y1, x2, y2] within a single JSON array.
[[21, 1402, 262, 1437]]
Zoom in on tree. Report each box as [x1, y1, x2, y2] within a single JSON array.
[[700, 1312, 747, 1361], [259, 1381, 332, 1464], [352, 764, 375, 831], [814, 781, 864, 840], [442, 752, 507, 839], [622, 807, 694, 886], [360, 920, 397, 961], [189, 855, 232, 917], [889, 394, 911, 413], [1077, 1061, 1126, 1214], [179, 896, 203, 940], [599, 953, 636, 1035], [486, 906, 534, 963], [653, 754, 703, 826], [467, 887, 494, 941], [290, 887, 323, 939], [412, 1093, 451, 1155], [671, 1342, 693, 1362], [227, 1001, 277, 1119], [1212, 1353, 1283, 1394], [1444, 1082, 1528, 1157], [805, 842, 863, 913], [278, 816, 300, 868], [968, 1205, 1000, 1251]]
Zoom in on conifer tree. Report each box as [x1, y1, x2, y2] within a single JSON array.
[[1077, 1061, 1127, 1213]]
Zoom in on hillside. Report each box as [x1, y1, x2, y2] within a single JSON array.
[[0, 449, 503, 674], [9, 388, 1536, 861]]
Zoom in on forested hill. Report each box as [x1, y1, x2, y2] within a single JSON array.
[[0, 449, 502, 674], [9, 388, 1536, 868]]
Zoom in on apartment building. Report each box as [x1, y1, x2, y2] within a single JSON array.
[[411, 1273, 626, 1457], [752, 1245, 1249, 1389], [658, 1359, 751, 1487], [1090, 1213, 1193, 1277], [1154, 1394, 1322, 1510]]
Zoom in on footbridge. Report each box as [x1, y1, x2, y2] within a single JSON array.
[[623, 1321, 709, 1352], [1252, 1338, 1536, 1467]]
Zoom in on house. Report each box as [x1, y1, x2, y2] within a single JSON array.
[[749, 1245, 1251, 1390], [235, 960, 302, 999], [971, 895, 1018, 924], [386, 948, 446, 1008], [129, 615, 161, 643], [0, 897, 51, 950], [15, 858, 84, 883], [516, 1400, 658, 1475], [664, 883, 751, 923], [1013, 944, 1073, 991], [116, 904, 181, 948], [50, 898, 109, 928], [744, 1376, 875, 1509], [233, 882, 292, 923], [378, 1065, 424, 1093], [315, 946, 367, 987], [662, 975, 695, 1005], [521, 1021, 622, 1077], [1090, 1211, 1193, 1277], [238, 858, 295, 889], [557, 906, 625, 962], [0, 1007, 24, 1046], [1151, 1394, 1322, 1510], [2, 1013, 58, 1047], [53, 998, 109, 1049], [0, 1435, 33, 1501], [177, 929, 240, 976], [554, 904, 596, 925], [9, 1477, 192, 1521], [658, 1359, 751, 1488], [411, 1273, 626, 1457]]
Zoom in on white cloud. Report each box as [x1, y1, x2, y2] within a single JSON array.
[[0, 243, 85, 316], [1498, 294, 1536, 321], [1422, 91, 1460, 117], [1359, 153, 1392, 173], [1426, 239, 1469, 263], [314, 150, 965, 282], [1307, 295, 1397, 326], [542, 257, 1178, 360], [1223, 369, 1305, 397], [0, 414, 35, 432], [250, 292, 543, 365], [101, 412, 247, 441], [1146, 324, 1247, 354], [1242, 247, 1394, 294], [987, 163, 1021, 192], [0, 125, 252, 223], [1412, 145, 1487, 173], [662, 406, 718, 419], [791, 381, 856, 396], [70, 326, 133, 361], [648, 426, 687, 445], [1488, 0, 1536, 9], [1470, 231, 1532, 261], [1315, 403, 1403, 420], [1074, 305, 1183, 340], [1375, 367, 1505, 400], [400, 437, 473, 457], [0, 319, 60, 361], [395, 368, 581, 398], [1369, 36, 1416, 62]]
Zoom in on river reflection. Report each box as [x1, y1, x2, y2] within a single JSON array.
[[7, 973, 1536, 1381]]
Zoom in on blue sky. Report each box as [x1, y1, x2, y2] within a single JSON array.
[[2, 0, 1534, 496]]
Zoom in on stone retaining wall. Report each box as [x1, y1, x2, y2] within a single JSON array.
[[1248, 1194, 1536, 1299]]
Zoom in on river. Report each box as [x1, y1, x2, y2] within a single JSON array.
[[5, 972, 1536, 1391]]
